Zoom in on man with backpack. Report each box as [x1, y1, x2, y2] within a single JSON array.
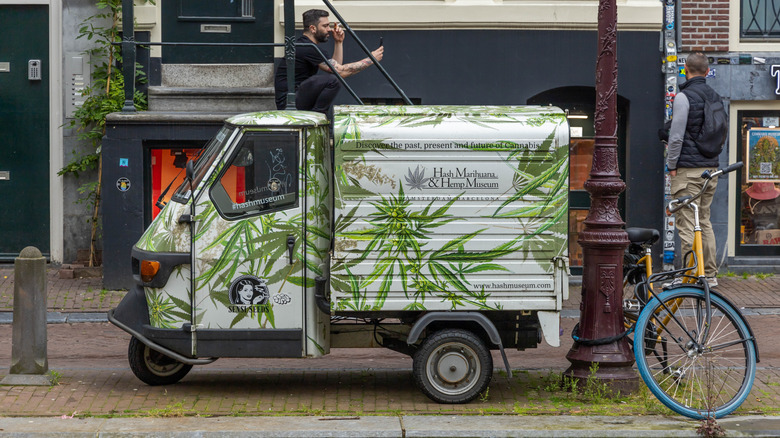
[[666, 52, 728, 287]]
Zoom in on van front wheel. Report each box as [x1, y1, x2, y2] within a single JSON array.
[[128, 336, 192, 386], [413, 329, 492, 403]]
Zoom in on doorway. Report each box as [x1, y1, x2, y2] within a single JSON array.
[[0, 5, 50, 259], [161, 0, 273, 64], [528, 87, 628, 275]]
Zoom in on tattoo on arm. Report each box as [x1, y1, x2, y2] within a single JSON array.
[[320, 58, 373, 78], [338, 59, 373, 77]]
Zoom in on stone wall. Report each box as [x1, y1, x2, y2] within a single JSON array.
[[62, 0, 106, 264]]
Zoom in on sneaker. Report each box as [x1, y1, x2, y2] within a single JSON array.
[[662, 278, 684, 288], [705, 277, 718, 287]]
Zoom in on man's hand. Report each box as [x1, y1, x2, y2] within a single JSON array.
[[670, 169, 677, 177], [331, 23, 345, 44], [371, 46, 384, 62]]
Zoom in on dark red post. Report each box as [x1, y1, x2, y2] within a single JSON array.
[[564, 0, 639, 393]]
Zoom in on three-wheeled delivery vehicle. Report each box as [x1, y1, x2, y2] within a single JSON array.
[[109, 105, 570, 403]]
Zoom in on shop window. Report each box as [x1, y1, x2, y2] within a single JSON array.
[[737, 112, 780, 253], [210, 132, 299, 220]]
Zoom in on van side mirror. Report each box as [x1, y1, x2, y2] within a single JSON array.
[[185, 159, 195, 182]]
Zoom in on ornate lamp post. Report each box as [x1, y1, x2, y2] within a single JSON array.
[[564, 0, 639, 393]]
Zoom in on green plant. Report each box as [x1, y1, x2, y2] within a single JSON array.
[[719, 271, 736, 278], [582, 363, 615, 402], [755, 272, 775, 280], [478, 387, 490, 402], [145, 402, 187, 418], [742, 272, 750, 280], [60, 0, 151, 267], [48, 369, 62, 386]]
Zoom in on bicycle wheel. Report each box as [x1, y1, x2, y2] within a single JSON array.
[[634, 287, 757, 419]]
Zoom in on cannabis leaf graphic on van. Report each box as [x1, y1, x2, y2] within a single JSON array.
[[405, 165, 428, 190]]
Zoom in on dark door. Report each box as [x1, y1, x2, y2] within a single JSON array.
[[0, 5, 49, 259], [162, 0, 273, 64]]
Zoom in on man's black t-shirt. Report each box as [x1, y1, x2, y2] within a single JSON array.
[[274, 35, 331, 108]]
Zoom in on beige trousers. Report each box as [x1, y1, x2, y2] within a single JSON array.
[[671, 167, 719, 277]]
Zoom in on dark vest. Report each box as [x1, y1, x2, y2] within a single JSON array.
[[676, 76, 720, 168]]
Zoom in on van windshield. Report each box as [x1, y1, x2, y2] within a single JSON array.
[[171, 126, 234, 203]]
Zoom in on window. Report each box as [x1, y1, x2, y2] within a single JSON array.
[[148, 145, 203, 221], [171, 126, 234, 204], [179, 0, 253, 20], [737, 111, 780, 253], [742, 0, 780, 38], [210, 131, 299, 219]]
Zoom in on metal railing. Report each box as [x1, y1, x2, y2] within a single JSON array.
[[119, 0, 411, 113], [742, 0, 780, 38]]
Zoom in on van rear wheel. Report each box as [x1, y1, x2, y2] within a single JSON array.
[[412, 328, 492, 403], [128, 336, 192, 386]]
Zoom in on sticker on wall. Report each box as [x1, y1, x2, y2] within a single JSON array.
[[705, 68, 716, 79], [119, 158, 129, 167], [273, 293, 292, 305], [116, 177, 131, 192], [229, 275, 270, 305]]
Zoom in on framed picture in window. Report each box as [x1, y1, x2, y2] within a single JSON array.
[[746, 128, 780, 182]]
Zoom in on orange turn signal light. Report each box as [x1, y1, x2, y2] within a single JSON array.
[[140, 260, 161, 283]]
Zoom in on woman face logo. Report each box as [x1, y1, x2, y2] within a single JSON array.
[[229, 275, 269, 305]]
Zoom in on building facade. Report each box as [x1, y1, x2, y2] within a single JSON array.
[[2, 0, 668, 285], [676, 0, 780, 271]]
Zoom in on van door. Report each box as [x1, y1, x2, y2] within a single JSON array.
[[192, 129, 304, 357]]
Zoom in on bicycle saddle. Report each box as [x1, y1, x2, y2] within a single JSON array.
[[626, 227, 660, 245]]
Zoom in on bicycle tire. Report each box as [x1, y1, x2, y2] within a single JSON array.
[[634, 287, 756, 419]]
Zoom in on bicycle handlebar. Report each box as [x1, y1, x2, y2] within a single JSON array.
[[667, 162, 743, 214]]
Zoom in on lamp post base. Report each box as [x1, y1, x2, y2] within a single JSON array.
[[565, 340, 640, 395]]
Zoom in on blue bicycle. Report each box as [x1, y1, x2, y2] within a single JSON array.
[[623, 162, 758, 419]]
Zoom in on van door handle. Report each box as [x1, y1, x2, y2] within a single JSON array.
[[287, 235, 296, 264]]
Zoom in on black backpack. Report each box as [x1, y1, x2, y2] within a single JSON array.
[[683, 87, 728, 158]]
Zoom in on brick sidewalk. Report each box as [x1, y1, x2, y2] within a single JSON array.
[[0, 322, 780, 417], [0, 267, 124, 312], [566, 275, 780, 310], [0, 267, 778, 419], [0, 321, 778, 417]]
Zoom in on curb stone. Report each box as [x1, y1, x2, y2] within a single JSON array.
[[0, 415, 778, 437]]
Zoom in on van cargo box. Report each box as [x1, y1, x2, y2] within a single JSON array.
[[331, 105, 570, 313]]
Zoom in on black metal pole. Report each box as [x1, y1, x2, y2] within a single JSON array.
[[284, 0, 297, 109], [121, 0, 136, 112], [563, 0, 638, 394], [320, 0, 412, 105]]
